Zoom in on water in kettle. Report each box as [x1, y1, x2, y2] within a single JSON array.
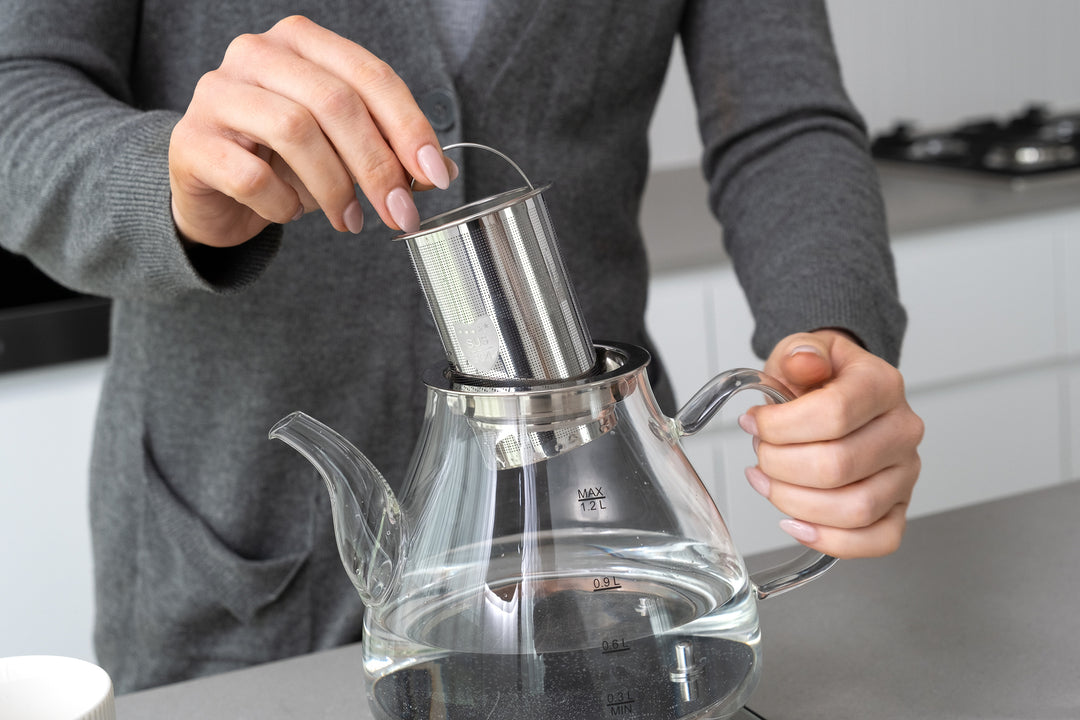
[[365, 536, 761, 720]]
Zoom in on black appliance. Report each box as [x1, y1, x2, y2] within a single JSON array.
[[872, 104, 1080, 178], [0, 247, 110, 373]]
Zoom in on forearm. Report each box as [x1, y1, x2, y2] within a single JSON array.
[[680, 0, 906, 365], [718, 131, 904, 365], [0, 3, 281, 299]]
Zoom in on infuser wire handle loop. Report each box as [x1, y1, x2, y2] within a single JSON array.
[[410, 141, 535, 190], [674, 368, 839, 600]]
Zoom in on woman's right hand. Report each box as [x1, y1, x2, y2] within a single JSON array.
[[168, 15, 454, 247]]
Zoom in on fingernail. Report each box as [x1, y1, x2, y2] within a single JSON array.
[[417, 144, 450, 190], [343, 199, 364, 234], [790, 344, 824, 358], [291, 204, 305, 223], [447, 158, 460, 181], [745, 467, 770, 498], [779, 519, 819, 543], [738, 413, 758, 436], [386, 187, 420, 233]]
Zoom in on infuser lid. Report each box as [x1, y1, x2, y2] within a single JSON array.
[[396, 143, 597, 385]]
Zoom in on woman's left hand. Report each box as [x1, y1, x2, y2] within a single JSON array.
[[739, 329, 924, 558]]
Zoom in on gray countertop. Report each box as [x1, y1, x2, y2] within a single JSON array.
[[116, 481, 1080, 719], [748, 480, 1080, 719], [640, 163, 1080, 274]]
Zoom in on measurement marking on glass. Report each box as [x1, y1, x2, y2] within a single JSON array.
[[602, 638, 630, 654], [577, 486, 607, 512], [606, 690, 636, 715], [592, 576, 622, 591]]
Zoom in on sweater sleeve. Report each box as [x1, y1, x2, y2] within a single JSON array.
[[680, 0, 907, 366], [0, 0, 280, 300]]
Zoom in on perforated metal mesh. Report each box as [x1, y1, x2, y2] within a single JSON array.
[[403, 186, 595, 383]]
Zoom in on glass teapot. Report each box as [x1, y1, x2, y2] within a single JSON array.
[[270, 345, 834, 720], [269, 145, 835, 719]]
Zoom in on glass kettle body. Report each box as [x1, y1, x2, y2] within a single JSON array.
[[271, 343, 835, 720]]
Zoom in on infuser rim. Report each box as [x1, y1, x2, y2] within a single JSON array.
[[421, 342, 651, 396], [392, 184, 552, 242]]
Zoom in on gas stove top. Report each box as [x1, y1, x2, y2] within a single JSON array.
[[872, 104, 1080, 179]]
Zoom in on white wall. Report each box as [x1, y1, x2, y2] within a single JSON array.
[[649, 0, 1080, 170]]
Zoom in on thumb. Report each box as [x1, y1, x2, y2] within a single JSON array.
[[764, 331, 836, 395]]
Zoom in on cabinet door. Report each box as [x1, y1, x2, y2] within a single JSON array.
[[1068, 367, 1080, 483], [1062, 215, 1080, 482], [906, 369, 1063, 517], [708, 268, 761, 389], [646, 269, 718, 407], [1061, 211, 1080, 357], [893, 216, 1059, 391], [0, 360, 103, 662]]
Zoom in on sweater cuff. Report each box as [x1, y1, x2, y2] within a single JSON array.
[[105, 110, 282, 296], [750, 271, 907, 367]]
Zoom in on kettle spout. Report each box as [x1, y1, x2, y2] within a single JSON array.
[[270, 411, 403, 608]]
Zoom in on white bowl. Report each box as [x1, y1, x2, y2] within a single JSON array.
[[0, 655, 114, 720]]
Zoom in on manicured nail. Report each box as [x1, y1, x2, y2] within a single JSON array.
[[738, 413, 758, 436], [790, 344, 824, 358], [745, 467, 771, 498], [291, 204, 305, 223], [447, 157, 460, 181], [343, 199, 364, 234], [417, 144, 451, 190], [386, 187, 420, 232], [779, 519, 819, 543]]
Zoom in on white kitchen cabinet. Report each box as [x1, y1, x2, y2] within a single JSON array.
[[645, 269, 717, 408], [1068, 367, 1080, 483], [1062, 215, 1080, 357], [1059, 216, 1080, 483], [0, 359, 104, 663], [892, 218, 1059, 391], [645, 269, 758, 412], [906, 369, 1063, 516], [706, 269, 760, 391]]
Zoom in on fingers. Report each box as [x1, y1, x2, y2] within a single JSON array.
[[169, 15, 453, 246], [751, 401, 924, 488], [195, 72, 360, 231], [747, 459, 917, 531], [269, 17, 449, 186], [411, 155, 460, 192], [752, 335, 907, 445], [742, 329, 925, 558], [764, 332, 834, 392], [170, 113, 302, 247], [744, 402, 922, 558], [776, 504, 911, 559], [225, 18, 446, 230]]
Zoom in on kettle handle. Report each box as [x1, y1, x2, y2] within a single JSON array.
[[673, 368, 838, 600]]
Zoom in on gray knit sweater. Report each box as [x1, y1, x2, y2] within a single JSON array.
[[0, 0, 905, 692]]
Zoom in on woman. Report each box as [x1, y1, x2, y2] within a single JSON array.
[[0, 1, 922, 691]]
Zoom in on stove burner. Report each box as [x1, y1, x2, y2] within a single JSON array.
[[872, 104, 1080, 177]]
